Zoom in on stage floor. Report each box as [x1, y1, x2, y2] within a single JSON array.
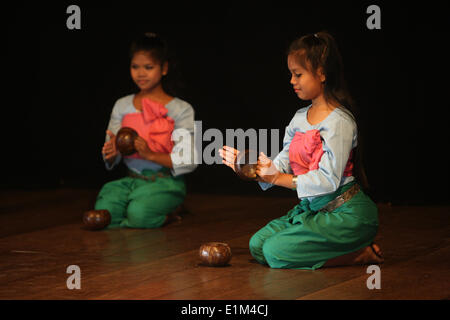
[[0, 189, 449, 300]]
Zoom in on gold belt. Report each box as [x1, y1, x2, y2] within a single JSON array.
[[318, 184, 360, 213]]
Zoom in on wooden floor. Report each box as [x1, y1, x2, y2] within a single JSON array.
[[0, 188, 449, 300]]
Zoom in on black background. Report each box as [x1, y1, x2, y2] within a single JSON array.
[[3, 1, 448, 205]]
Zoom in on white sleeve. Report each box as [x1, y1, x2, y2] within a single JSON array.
[[103, 100, 123, 170], [170, 103, 198, 176]]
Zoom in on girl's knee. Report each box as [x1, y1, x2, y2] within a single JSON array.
[[249, 233, 268, 265], [249, 233, 263, 253], [125, 211, 165, 229], [261, 236, 294, 268], [261, 237, 278, 265], [126, 201, 166, 228], [250, 232, 290, 267]]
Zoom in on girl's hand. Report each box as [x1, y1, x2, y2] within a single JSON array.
[[134, 136, 154, 160], [256, 152, 280, 184], [102, 130, 118, 161], [219, 146, 239, 172]]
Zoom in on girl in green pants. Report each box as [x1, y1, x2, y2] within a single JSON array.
[[96, 33, 197, 229], [220, 31, 383, 269]]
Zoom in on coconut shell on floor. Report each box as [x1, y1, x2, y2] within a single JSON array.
[[83, 210, 111, 230], [199, 242, 232, 267]]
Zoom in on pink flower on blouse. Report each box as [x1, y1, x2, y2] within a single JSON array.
[[289, 130, 353, 177], [289, 130, 324, 175], [121, 98, 175, 158]]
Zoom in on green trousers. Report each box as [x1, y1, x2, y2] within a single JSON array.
[[249, 181, 379, 270], [95, 168, 186, 229]]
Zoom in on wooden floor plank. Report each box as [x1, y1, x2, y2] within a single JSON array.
[[0, 194, 295, 299], [0, 189, 98, 238], [297, 244, 450, 300], [0, 189, 449, 300]]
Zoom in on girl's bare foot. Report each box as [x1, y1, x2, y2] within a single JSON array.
[[353, 243, 384, 265], [162, 205, 185, 226], [323, 243, 384, 267]]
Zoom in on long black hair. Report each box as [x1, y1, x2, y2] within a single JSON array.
[[129, 32, 183, 97], [288, 31, 369, 190]]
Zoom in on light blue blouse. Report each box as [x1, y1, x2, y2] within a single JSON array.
[[259, 105, 357, 201], [103, 94, 198, 177]]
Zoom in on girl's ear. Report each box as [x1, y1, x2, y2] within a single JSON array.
[[317, 67, 326, 83], [162, 61, 169, 76]]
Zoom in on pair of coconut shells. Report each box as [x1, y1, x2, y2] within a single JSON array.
[[117, 129, 257, 181]]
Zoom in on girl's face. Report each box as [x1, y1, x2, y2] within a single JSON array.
[[130, 51, 168, 92], [287, 54, 325, 101]]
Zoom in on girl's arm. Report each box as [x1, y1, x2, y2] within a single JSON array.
[[103, 101, 123, 170], [134, 137, 173, 168], [255, 152, 296, 189], [145, 152, 173, 168], [102, 130, 119, 165], [270, 173, 296, 189], [257, 113, 297, 191], [220, 112, 298, 190]]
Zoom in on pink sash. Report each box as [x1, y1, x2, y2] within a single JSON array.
[[289, 130, 353, 177], [121, 98, 175, 159]]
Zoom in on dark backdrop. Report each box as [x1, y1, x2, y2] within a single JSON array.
[[3, 2, 448, 205]]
